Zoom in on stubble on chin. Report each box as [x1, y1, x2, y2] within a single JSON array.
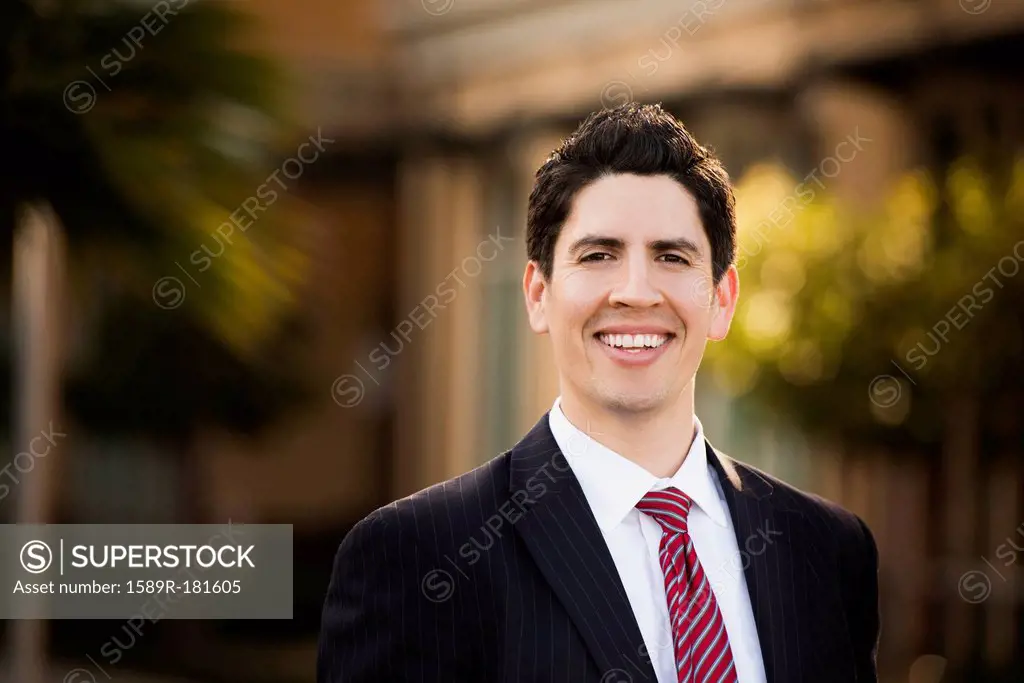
[[592, 382, 673, 416]]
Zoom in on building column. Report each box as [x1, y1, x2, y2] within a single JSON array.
[[797, 78, 918, 206], [10, 203, 66, 683], [985, 457, 1020, 668], [508, 129, 571, 436], [392, 152, 485, 498]]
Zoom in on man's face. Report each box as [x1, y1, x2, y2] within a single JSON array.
[[524, 173, 738, 415]]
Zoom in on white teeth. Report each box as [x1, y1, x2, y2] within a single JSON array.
[[598, 333, 669, 349]]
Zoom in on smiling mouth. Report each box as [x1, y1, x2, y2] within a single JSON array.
[[595, 332, 675, 351]]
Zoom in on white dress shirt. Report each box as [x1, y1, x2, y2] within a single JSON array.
[[548, 397, 767, 683]]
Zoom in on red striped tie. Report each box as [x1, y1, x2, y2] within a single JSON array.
[[636, 487, 738, 683]]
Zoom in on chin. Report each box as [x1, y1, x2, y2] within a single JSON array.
[[593, 384, 672, 415]]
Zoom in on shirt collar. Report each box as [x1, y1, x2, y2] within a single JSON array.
[[548, 396, 729, 534]]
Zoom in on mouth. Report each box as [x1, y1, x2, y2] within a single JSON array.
[[595, 332, 673, 350], [593, 330, 676, 366]]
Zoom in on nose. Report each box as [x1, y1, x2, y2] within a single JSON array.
[[608, 259, 664, 308]]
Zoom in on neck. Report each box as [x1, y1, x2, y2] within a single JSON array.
[[558, 385, 697, 478]]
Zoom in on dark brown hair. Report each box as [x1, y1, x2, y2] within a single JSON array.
[[526, 102, 736, 284]]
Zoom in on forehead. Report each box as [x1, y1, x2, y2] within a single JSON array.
[[557, 173, 708, 251]]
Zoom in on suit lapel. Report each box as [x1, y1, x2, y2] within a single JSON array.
[[706, 442, 821, 683], [510, 414, 658, 683]]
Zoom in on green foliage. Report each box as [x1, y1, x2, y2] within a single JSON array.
[[2, 0, 315, 441], [706, 157, 1024, 449]]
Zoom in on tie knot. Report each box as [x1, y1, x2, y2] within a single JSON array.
[[636, 487, 693, 534]]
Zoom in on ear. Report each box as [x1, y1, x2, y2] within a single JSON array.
[[523, 260, 550, 334], [707, 265, 739, 342]]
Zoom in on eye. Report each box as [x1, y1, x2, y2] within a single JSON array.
[[659, 253, 691, 265], [579, 252, 612, 263]]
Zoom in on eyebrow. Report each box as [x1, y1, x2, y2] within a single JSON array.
[[567, 235, 703, 258]]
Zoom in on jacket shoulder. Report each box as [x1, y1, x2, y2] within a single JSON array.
[[725, 455, 873, 543], [351, 451, 512, 545]]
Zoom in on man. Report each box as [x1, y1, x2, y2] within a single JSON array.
[[318, 103, 880, 683]]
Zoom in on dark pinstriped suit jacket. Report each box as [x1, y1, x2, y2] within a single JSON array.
[[318, 412, 880, 683]]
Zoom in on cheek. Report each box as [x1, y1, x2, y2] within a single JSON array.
[[552, 306, 593, 345], [553, 272, 608, 335], [667, 274, 715, 328], [679, 271, 715, 310], [558, 268, 608, 297]]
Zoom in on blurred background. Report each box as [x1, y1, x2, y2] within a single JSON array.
[[1, 0, 1022, 681]]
